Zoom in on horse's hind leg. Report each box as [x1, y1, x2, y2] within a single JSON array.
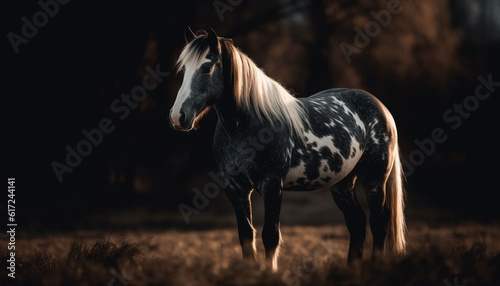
[[225, 186, 256, 260], [330, 174, 366, 263], [363, 179, 390, 258]]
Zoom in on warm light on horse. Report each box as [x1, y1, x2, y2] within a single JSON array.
[[170, 28, 407, 271]]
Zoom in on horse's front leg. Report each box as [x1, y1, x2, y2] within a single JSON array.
[[225, 185, 256, 260], [258, 177, 283, 272]]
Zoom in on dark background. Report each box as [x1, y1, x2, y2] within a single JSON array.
[[4, 0, 500, 232]]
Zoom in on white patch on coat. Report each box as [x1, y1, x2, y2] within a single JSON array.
[[284, 131, 364, 189]]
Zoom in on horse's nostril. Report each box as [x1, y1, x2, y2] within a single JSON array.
[[179, 112, 186, 125]]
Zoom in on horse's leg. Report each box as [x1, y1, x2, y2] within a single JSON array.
[[363, 180, 390, 258], [330, 174, 366, 263], [259, 178, 283, 272], [225, 187, 256, 260]]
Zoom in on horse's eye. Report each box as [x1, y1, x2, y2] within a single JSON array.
[[202, 66, 212, 74]]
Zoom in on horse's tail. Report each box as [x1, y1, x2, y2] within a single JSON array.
[[385, 143, 407, 255]]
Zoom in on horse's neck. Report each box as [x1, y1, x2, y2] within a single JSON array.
[[215, 93, 252, 133], [214, 92, 240, 133]]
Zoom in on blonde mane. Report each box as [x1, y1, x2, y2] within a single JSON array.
[[223, 41, 308, 139]]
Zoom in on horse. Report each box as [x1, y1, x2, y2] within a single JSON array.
[[170, 28, 406, 271]]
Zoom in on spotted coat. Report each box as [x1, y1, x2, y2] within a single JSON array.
[[283, 88, 392, 191]]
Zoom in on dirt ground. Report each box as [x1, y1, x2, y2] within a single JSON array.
[[1, 187, 499, 285], [2, 219, 499, 285]]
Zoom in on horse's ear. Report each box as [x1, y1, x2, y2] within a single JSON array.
[[208, 28, 220, 53], [184, 26, 196, 43]]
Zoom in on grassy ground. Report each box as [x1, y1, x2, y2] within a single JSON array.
[[1, 222, 499, 285]]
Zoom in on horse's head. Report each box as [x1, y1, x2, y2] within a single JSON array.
[[170, 28, 223, 131]]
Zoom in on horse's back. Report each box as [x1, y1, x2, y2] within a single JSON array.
[[300, 88, 394, 146], [304, 88, 386, 117]]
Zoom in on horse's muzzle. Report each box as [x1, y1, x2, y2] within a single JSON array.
[[170, 109, 191, 131]]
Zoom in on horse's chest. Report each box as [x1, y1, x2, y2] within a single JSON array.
[[284, 131, 363, 191], [213, 124, 278, 190]]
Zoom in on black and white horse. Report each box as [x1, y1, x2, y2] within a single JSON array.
[[170, 29, 406, 271]]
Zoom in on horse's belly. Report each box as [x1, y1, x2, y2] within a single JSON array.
[[283, 160, 358, 191], [283, 131, 363, 191]]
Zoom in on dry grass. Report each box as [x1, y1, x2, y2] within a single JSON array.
[[1, 223, 499, 285]]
